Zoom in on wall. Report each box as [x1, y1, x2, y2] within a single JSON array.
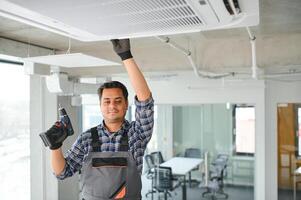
[[30, 75, 58, 200]]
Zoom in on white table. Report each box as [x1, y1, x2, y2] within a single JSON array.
[[294, 167, 301, 200], [160, 157, 203, 200]]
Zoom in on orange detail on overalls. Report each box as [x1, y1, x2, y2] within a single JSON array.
[[114, 186, 126, 199]]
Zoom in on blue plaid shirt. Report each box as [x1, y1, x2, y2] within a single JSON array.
[[57, 96, 154, 179]]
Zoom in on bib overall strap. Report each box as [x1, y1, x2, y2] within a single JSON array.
[[90, 126, 101, 152]]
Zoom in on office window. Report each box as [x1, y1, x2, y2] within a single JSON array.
[[233, 105, 255, 155], [0, 61, 30, 200], [82, 105, 103, 132]]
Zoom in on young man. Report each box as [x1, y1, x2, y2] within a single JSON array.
[[49, 39, 154, 199]]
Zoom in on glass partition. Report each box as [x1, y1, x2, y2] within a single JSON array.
[[146, 104, 255, 200]]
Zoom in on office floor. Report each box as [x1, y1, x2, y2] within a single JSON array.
[[141, 174, 254, 200], [278, 189, 301, 200]]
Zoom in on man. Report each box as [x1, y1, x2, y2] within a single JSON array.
[[49, 39, 154, 199]]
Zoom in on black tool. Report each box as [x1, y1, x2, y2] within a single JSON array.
[[39, 106, 74, 149]]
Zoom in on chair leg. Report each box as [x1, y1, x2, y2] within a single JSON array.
[[164, 191, 168, 200], [189, 172, 192, 187], [145, 189, 156, 199]]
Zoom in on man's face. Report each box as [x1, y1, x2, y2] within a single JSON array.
[[100, 88, 128, 123]]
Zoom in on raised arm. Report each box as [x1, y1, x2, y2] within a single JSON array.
[[111, 39, 151, 101]]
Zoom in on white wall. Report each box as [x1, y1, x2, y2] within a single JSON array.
[[30, 75, 58, 200]]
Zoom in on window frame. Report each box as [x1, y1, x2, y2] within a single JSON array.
[[295, 104, 301, 158]]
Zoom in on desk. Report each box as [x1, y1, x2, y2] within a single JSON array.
[[294, 167, 301, 200], [160, 157, 203, 200]]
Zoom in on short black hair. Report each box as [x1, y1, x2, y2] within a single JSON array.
[[97, 81, 128, 101]]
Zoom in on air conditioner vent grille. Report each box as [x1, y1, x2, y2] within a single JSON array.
[[90, 0, 203, 36], [4, 0, 259, 41]]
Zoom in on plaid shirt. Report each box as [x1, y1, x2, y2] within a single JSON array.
[[57, 96, 154, 180]]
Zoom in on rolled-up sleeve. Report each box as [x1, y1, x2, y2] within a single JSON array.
[[133, 95, 154, 142], [56, 133, 87, 180]]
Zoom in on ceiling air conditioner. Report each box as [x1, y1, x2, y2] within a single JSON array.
[[0, 0, 259, 41]]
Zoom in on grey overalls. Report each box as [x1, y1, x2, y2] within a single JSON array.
[[80, 127, 142, 200]]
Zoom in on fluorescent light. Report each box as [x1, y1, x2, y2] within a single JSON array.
[[24, 53, 120, 68]]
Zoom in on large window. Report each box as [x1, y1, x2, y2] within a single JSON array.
[[233, 105, 255, 155], [0, 60, 30, 200], [82, 105, 103, 132]]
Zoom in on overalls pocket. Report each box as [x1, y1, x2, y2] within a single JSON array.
[[82, 157, 128, 199]]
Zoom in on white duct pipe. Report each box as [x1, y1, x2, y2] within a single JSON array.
[[228, 0, 259, 80], [156, 36, 191, 56], [246, 27, 258, 79], [263, 71, 301, 78], [246, 26, 255, 40], [250, 38, 257, 79], [187, 55, 232, 79], [156, 36, 232, 79]]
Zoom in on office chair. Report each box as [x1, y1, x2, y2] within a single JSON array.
[[153, 166, 181, 200], [202, 154, 229, 200], [184, 148, 201, 158], [151, 151, 165, 165], [184, 148, 202, 187], [144, 154, 156, 199]]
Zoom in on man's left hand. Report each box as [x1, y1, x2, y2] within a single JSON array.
[[111, 39, 133, 61]]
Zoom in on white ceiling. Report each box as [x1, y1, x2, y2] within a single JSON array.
[[0, 0, 301, 77]]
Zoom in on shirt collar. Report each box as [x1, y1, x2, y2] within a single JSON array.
[[99, 120, 130, 136]]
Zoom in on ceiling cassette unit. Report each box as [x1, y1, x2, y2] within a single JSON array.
[[0, 0, 259, 41]]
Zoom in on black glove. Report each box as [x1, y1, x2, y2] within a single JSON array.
[[40, 121, 68, 150], [111, 39, 133, 61]]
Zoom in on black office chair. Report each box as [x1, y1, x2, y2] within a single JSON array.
[[202, 154, 229, 199], [184, 148, 201, 158], [151, 151, 165, 165], [153, 166, 181, 200], [184, 148, 202, 187], [144, 154, 156, 199]]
